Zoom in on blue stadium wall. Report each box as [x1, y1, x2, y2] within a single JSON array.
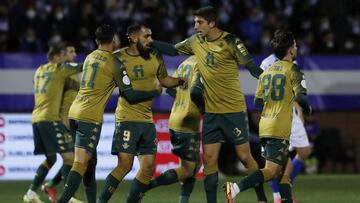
[[1, 54, 360, 112]]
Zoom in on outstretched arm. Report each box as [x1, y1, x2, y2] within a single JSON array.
[[122, 88, 161, 105], [152, 40, 179, 56], [245, 60, 263, 79]]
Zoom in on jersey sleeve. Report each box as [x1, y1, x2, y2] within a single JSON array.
[[154, 51, 169, 79], [60, 62, 83, 76], [255, 77, 264, 100], [291, 64, 307, 96], [254, 75, 265, 107], [175, 35, 195, 55], [112, 57, 133, 92], [224, 34, 252, 65]]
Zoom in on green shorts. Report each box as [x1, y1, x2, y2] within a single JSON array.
[[70, 119, 102, 156], [261, 138, 289, 166], [32, 121, 73, 155], [202, 112, 249, 146], [112, 121, 157, 156], [170, 129, 200, 162]]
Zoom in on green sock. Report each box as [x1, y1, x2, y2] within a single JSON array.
[[148, 169, 178, 191], [126, 178, 148, 203], [254, 183, 267, 202], [181, 177, 196, 197], [237, 170, 265, 192], [84, 166, 97, 203], [30, 164, 49, 191], [58, 171, 83, 203], [279, 183, 292, 203], [61, 165, 72, 185], [203, 172, 218, 203], [97, 174, 120, 203], [179, 196, 190, 203]]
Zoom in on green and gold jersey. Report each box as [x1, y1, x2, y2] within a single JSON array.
[[255, 61, 307, 140], [115, 48, 168, 123], [69, 49, 131, 123], [60, 74, 80, 117], [168, 56, 202, 133], [32, 62, 82, 123], [175, 32, 252, 113]]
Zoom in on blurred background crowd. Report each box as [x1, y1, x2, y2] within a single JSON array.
[[0, 0, 359, 54]]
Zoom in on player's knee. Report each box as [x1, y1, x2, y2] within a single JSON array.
[[182, 164, 197, 178], [117, 160, 133, 173], [297, 147, 311, 160], [61, 152, 74, 165], [203, 153, 217, 166], [45, 154, 57, 167], [141, 162, 155, 176]]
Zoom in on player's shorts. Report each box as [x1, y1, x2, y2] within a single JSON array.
[[169, 129, 200, 162], [202, 112, 249, 146], [70, 119, 102, 156], [261, 137, 289, 166], [111, 121, 157, 156], [32, 121, 73, 155], [290, 110, 310, 149]]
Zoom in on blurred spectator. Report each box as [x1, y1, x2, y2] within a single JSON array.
[[1, 0, 359, 54], [19, 27, 42, 52]]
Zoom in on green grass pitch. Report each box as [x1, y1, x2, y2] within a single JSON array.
[[1, 175, 359, 203]]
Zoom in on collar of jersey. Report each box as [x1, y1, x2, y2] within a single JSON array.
[[205, 31, 224, 42]]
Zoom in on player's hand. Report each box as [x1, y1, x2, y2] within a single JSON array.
[[178, 77, 188, 89], [156, 83, 163, 95]]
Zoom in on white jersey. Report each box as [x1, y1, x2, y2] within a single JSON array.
[[260, 54, 309, 148]]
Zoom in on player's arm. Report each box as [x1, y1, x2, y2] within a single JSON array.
[[113, 58, 161, 104], [294, 102, 305, 123], [60, 62, 83, 76], [254, 78, 264, 108], [155, 51, 188, 88], [226, 35, 263, 78], [292, 64, 312, 115], [151, 40, 179, 56], [152, 35, 195, 56], [190, 70, 205, 110]]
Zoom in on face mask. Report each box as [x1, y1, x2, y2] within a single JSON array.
[[55, 11, 64, 20], [26, 9, 36, 19], [25, 36, 35, 43]]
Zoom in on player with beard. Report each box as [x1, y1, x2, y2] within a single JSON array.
[[225, 29, 311, 203], [58, 25, 162, 203], [97, 23, 187, 203]]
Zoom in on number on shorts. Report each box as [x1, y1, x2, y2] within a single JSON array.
[[123, 130, 131, 141]]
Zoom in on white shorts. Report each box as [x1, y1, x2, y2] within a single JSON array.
[[289, 109, 310, 149]]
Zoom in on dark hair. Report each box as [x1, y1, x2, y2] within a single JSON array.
[[95, 24, 115, 44], [47, 43, 64, 60], [62, 41, 74, 48], [270, 29, 295, 59], [126, 23, 150, 36], [193, 6, 218, 25]]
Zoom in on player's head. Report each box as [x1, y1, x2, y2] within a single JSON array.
[[193, 6, 218, 38], [127, 23, 153, 59], [47, 43, 65, 63], [95, 24, 117, 50], [270, 29, 297, 61], [62, 42, 77, 62]]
